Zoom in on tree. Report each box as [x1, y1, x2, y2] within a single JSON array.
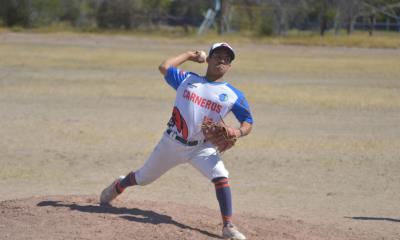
[[96, 0, 136, 29], [59, 0, 80, 26], [216, 0, 230, 34], [361, 0, 400, 34], [0, 0, 31, 27]]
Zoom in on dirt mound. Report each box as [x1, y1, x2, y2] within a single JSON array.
[[0, 195, 367, 240]]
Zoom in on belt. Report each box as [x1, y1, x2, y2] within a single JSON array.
[[166, 129, 205, 146]]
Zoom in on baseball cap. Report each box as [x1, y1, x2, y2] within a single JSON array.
[[209, 42, 235, 62]]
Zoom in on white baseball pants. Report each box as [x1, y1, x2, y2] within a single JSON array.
[[135, 132, 229, 186]]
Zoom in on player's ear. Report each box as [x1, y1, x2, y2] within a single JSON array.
[[206, 56, 210, 63]]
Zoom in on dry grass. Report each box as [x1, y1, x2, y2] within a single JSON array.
[[1, 35, 399, 110], [264, 31, 400, 49], [2, 27, 400, 48], [238, 83, 400, 109]]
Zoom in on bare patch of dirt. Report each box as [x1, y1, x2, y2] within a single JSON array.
[[0, 195, 370, 240]]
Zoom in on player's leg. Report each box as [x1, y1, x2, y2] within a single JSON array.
[[189, 147, 232, 224], [212, 177, 232, 225], [100, 133, 186, 205], [213, 177, 245, 239], [189, 144, 246, 240], [115, 171, 137, 193], [134, 133, 188, 186]]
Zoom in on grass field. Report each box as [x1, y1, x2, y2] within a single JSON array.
[[1, 31, 400, 238], [2, 26, 400, 48]]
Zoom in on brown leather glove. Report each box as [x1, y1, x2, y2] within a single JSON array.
[[201, 118, 237, 153]]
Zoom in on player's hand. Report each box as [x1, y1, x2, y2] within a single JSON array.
[[226, 126, 241, 139], [189, 50, 207, 63]]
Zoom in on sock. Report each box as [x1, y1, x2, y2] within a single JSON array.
[[115, 172, 136, 193], [213, 177, 233, 226]]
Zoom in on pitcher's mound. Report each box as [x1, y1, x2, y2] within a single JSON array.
[[1, 195, 360, 240]]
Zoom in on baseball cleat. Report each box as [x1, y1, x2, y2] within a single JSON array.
[[100, 176, 125, 205], [222, 223, 246, 240]]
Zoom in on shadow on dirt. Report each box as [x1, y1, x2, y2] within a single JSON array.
[[37, 200, 221, 239], [345, 216, 400, 223]]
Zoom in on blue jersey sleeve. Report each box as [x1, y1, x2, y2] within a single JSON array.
[[164, 67, 190, 90], [227, 84, 253, 124], [232, 95, 253, 124]]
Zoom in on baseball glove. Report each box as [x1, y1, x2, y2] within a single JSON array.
[[201, 118, 237, 153]]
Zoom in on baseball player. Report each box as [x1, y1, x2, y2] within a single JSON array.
[[100, 42, 253, 240]]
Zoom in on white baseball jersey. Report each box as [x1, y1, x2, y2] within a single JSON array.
[[165, 67, 253, 142]]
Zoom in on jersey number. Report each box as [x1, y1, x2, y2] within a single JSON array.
[[172, 107, 188, 140]]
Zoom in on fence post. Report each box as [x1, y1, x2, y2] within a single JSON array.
[[198, 9, 216, 35]]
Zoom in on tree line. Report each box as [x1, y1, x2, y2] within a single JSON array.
[[1, 0, 399, 35]]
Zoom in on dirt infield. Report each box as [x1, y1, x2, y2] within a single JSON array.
[[0, 32, 399, 239], [0, 195, 373, 240]]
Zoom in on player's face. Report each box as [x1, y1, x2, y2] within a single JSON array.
[[207, 48, 232, 77]]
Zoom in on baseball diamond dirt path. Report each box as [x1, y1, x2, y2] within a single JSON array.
[[0, 195, 369, 240]]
